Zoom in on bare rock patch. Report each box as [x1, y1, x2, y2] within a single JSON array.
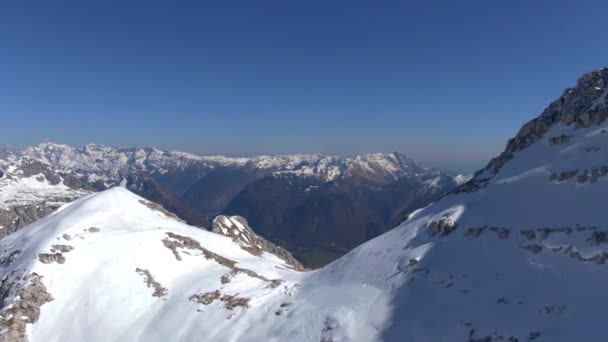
[[38, 253, 66, 264], [135, 268, 167, 298]]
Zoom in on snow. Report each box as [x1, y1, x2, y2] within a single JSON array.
[[5, 143, 441, 185], [5, 95, 608, 340], [0, 171, 89, 207], [0, 188, 304, 342], [7, 118, 608, 342], [5, 117, 604, 341], [453, 174, 472, 185]]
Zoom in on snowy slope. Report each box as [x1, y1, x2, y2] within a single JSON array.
[[0, 188, 305, 342], [2, 68, 608, 341], [0, 157, 90, 237]]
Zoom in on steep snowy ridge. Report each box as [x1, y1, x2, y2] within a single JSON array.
[[0, 188, 304, 342], [309, 67, 608, 340]]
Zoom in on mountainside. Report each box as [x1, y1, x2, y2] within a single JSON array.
[[0, 156, 90, 238], [0, 145, 460, 267], [0, 67, 606, 341]]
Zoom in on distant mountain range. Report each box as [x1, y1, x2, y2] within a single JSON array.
[[0, 145, 464, 266]]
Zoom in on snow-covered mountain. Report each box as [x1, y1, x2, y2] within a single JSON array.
[[0, 67, 607, 341], [0, 157, 91, 238], [0, 145, 460, 267], [2, 143, 453, 185]]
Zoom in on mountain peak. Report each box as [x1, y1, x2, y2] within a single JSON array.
[[468, 67, 608, 182], [0, 187, 307, 341]]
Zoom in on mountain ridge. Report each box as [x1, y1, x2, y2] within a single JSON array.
[[1, 144, 461, 266]]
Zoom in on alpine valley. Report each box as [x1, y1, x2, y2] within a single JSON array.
[[0, 146, 464, 267], [1, 67, 608, 342]]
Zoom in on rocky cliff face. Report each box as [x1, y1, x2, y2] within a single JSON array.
[[212, 215, 307, 271], [474, 68, 608, 180]]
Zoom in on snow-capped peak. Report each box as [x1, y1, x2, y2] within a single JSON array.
[[3, 143, 445, 185], [0, 188, 304, 341]]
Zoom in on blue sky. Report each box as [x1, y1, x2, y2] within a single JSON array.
[[1, 0, 607, 172]]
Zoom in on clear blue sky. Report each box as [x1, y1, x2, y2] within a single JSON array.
[[1, 0, 607, 172]]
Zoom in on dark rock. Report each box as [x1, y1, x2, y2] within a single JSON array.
[[135, 268, 167, 298], [548, 134, 571, 145], [38, 253, 66, 264]]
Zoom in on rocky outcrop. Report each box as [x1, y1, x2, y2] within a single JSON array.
[[161, 232, 284, 286], [549, 166, 608, 183], [189, 290, 250, 310], [0, 204, 58, 239], [212, 215, 307, 271], [548, 134, 572, 145], [38, 253, 66, 264], [466, 67, 608, 182], [135, 268, 167, 298], [428, 212, 458, 237], [507, 68, 608, 152], [0, 271, 54, 342]]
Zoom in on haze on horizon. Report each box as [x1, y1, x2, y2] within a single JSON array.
[[1, 0, 607, 173]]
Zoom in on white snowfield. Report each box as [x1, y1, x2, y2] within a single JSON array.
[[1, 118, 608, 341]]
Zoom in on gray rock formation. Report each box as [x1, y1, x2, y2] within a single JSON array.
[[454, 67, 608, 192], [0, 205, 57, 239], [212, 215, 307, 271]]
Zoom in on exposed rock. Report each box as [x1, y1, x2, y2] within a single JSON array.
[[577, 170, 589, 183], [587, 231, 608, 245], [0, 205, 59, 240], [139, 200, 185, 222], [88, 227, 101, 233], [220, 293, 250, 310], [466, 226, 510, 239], [161, 232, 282, 285], [548, 134, 571, 145], [465, 227, 486, 239], [520, 244, 543, 254], [428, 212, 458, 237], [190, 290, 221, 305], [550, 170, 579, 182], [0, 271, 54, 342], [0, 249, 21, 267], [520, 230, 536, 241], [211, 215, 307, 271], [38, 253, 66, 264], [220, 273, 234, 284], [135, 268, 167, 298], [50, 245, 74, 253], [189, 290, 250, 310], [463, 68, 608, 187]]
